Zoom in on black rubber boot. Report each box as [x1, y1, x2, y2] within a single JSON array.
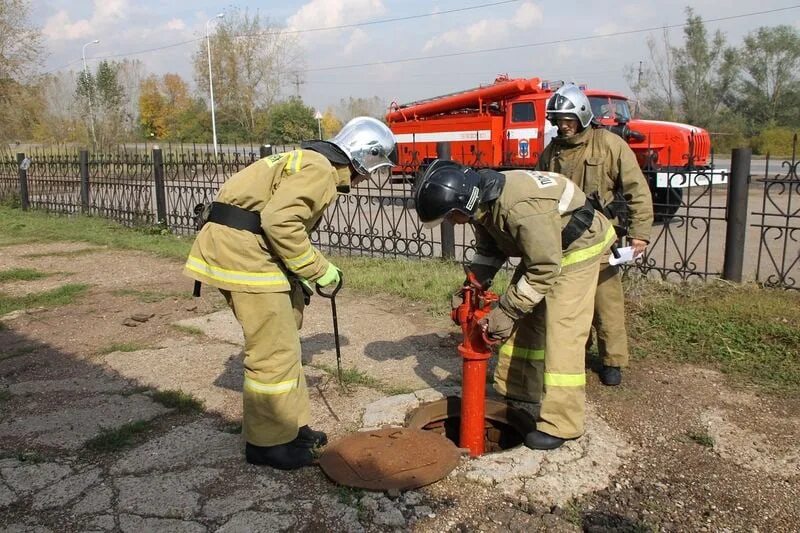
[[600, 365, 622, 386], [524, 430, 567, 450], [245, 441, 314, 470], [296, 425, 328, 448]]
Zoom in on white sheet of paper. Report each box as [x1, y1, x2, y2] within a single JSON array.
[[608, 246, 641, 266]]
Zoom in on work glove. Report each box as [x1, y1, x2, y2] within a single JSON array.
[[464, 264, 497, 290], [316, 262, 341, 288], [298, 278, 314, 305], [479, 305, 516, 342]]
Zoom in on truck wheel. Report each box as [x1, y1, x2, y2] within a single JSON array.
[[652, 187, 683, 224]]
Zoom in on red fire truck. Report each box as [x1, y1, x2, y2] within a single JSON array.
[[386, 76, 722, 218]]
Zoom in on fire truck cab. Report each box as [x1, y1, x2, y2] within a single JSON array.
[[386, 76, 722, 220]]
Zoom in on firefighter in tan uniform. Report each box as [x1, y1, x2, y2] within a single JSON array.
[[184, 117, 396, 470], [538, 84, 654, 386], [414, 160, 616, 450]]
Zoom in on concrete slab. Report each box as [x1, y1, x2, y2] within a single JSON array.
[[71, 484, 113, 515], [118, 514, 206, 533], [111, 420, 240, 474], [115, 467, 220, 518], [0, 481, 17, 508], [103, 341, 242, 419], [0, 395, 170, 450], [176, 296, 462, 391], [459, 405, 632, 507], [202, 490, 255, 519], [1, 462, 72, 495], [215, 510, 296, 533], [9, 378, 129, 396], [31, 468, 101, 510]]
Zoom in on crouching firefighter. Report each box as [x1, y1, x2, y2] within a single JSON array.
[[184, 117, 396, 470], [414, 161, 616, 450]]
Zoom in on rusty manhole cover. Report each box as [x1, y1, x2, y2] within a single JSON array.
[[319, 427, 461, 490]]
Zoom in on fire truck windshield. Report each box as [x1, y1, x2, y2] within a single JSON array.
[[589, 96, 631, 122]]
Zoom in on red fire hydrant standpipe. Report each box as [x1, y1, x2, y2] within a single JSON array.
[[451, 273, 500, 457]]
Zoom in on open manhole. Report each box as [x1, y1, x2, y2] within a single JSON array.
[[406, 396, 536, 453]]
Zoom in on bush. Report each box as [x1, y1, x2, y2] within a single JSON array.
[[750, 126, 797, 157]]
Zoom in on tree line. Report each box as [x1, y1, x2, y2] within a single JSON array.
[[2, 2, 800, 155], [627, 7, 800, 155]]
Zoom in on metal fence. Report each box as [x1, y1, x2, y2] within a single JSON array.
[[1, 138, 798, 290]]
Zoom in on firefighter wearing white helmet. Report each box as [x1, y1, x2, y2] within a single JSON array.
[[183, 116, 395, 470], [415, 160, 617, 449], [538, 84, 654, 387]]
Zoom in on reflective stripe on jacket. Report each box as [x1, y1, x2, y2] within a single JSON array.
[[183, 149, 349, 293], [472, 169, 615, 316]]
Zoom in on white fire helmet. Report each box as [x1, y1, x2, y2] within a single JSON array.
[[329, 116, 396, 175], [546, 84, 594, 129]]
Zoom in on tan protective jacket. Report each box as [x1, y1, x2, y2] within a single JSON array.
[[184, 149, 349, 293], [472, 169, 617, 317], [537, 127, 653, 242]]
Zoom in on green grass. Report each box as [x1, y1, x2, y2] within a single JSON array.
[[0, 388, 10, 402], [151, 389, 205, 413], [97, 342, 147, 355], [84, 420, 154, 452], [336, 486, 365, 506], [333, 256, 509, 315], [687, 429, 715, 448], [628, 280, 800, 392], [0, 283, 90, 316], [171, 324, 204, 336], [0, 268, 48, 283], [310, 363, 417, 395], [0, 206, 192, 259]]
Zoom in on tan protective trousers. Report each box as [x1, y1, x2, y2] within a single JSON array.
[[221, 283, 310, 447], [592, 263, 629, 367], [493, 261, 600, 439]]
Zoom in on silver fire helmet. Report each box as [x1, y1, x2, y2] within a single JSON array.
[[546, 84, 594, 129], [328, 116, 396, 175]]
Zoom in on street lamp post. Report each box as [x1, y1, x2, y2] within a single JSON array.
[[81, 39, 100, 148], [206, 13, 224, 158]]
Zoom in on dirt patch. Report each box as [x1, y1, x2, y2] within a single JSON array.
[[1, 241, 799, 532]]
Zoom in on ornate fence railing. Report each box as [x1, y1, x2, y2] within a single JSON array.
[[0, 139, 797, 290], [753, 139, 800, 290]]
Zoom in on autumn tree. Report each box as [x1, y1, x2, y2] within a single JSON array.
[[33, 72, 84, 143], [0, 0, 45, 144], [193, 7, 302, 141], [267, 98, 316, 143], [138, 73, 202, 140], [321, 108, 343, 138], [336, 96, 386, 122]]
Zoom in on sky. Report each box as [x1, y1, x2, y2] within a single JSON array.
[[32, 0, 800, 115]]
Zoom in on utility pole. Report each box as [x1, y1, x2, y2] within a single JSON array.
[[634, 60, 643, 118], [293, 73, 304, 98]]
